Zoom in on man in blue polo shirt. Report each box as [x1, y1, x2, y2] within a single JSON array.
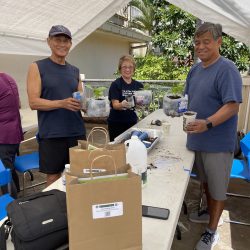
[[185, 22, 242, 250]]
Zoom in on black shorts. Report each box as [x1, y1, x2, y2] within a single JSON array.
[[0, 144, 19, 170], [39, 135, 85, 174]]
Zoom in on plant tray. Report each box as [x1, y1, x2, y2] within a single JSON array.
[[113, 128, 162, 153]]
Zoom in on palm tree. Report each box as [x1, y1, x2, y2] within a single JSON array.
[[129, 0, 155, 36]]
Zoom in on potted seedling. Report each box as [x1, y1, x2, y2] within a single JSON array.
[[163, 83, 187, 117], [149, 85, 167, 111], [85, 85, 109, 117], [133, 83, 152, 119], [134, 89, 152, 106]]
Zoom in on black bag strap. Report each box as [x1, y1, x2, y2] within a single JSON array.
[[0, 219, 12, 250]]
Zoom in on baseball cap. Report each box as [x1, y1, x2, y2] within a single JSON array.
[[48, 25, 72, 39]]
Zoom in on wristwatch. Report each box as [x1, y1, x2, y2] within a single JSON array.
[[206, 119, 213, 129]]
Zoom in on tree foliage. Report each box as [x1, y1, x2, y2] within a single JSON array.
[[154, 1, 250, 71], [132, 0, 250, 72], [129, 0, 155, 36], [134, 55, 189, 80], [221, 36, 250, 71], [152, 2, 196, 66]]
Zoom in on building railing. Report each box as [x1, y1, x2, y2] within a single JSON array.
[[83, 79, 185, 84], [82, 79, 185, 99], [82, 78, 250, 133], [82, 79, 185, 118]]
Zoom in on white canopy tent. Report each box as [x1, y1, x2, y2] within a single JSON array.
[[1, 0, 249, 130], [168, 0, 250, 46], [0, 0, 131, 56], [1, 0, 250, 57]]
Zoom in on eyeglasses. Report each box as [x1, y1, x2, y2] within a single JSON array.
[[193, 39, 212, 46], [121, 66, 134, 70]]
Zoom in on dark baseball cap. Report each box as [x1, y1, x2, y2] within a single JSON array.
[[48, 25, 72, 39]]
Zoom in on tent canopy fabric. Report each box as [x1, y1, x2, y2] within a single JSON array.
[[167, 0, 250, 46], [0, 0, 131, 56], [1, 0, 250, 56]]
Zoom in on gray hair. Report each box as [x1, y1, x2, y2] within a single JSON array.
[[194, 22, 222, 40]]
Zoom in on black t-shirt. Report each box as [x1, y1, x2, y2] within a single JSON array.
[[108, 77, 143, 123]]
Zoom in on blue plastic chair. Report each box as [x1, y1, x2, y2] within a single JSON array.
[[230, 155, 250, 182], [229, 131, 250, 196], [14, 136, 46, 196], [230, 131, 250, 182], [189, 132, 250, 226], [226, 131, 250, 226], [0, 160, 14, 220]]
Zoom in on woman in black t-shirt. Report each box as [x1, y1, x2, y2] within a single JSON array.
[[108, 55, 143, 141]]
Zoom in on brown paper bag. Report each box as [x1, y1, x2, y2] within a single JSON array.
[[69, 127, 126, 176], [66, 156, 142, 250]]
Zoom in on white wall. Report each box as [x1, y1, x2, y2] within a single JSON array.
[[0, 54, 44, 108], [68, 31, 130, 78], [131, 43, 147, 57], [0, 31, 130, 108]]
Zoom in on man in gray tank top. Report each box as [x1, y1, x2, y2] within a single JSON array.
[[27, 25, 86, 187]]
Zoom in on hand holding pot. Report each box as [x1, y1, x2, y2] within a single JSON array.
[[183, 111, 197, 132], [186, 119, 208, 134], [121, 100, 131, 109]]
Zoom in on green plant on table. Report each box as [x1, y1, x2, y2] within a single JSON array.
[[170, 83, 185, 97], [86, 85, 107, 99], [149, 86, 168, 112]]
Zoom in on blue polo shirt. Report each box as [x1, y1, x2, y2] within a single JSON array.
[[184, 57, 242, 152]]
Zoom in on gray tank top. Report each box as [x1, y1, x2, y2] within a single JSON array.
[[36, 58, 85, 138]]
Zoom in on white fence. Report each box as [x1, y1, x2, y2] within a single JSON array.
[[238, 76, 250, 133]]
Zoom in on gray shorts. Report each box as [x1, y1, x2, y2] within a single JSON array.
[[194, 151, 234, 201]]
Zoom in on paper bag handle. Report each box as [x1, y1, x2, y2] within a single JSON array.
[[87, 127, 108, 147], [89, 127, 108, 134], [90, 155, 116, 178], [87, 148, 104, 161]]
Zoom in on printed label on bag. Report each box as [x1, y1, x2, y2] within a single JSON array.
[[83, 168, 107, 174], [92, 202, 123, 219]]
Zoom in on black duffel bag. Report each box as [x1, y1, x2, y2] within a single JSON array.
[[0, 189, 68, 250]]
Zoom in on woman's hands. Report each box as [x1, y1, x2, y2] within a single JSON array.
[[121, 100, 131, 109]]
